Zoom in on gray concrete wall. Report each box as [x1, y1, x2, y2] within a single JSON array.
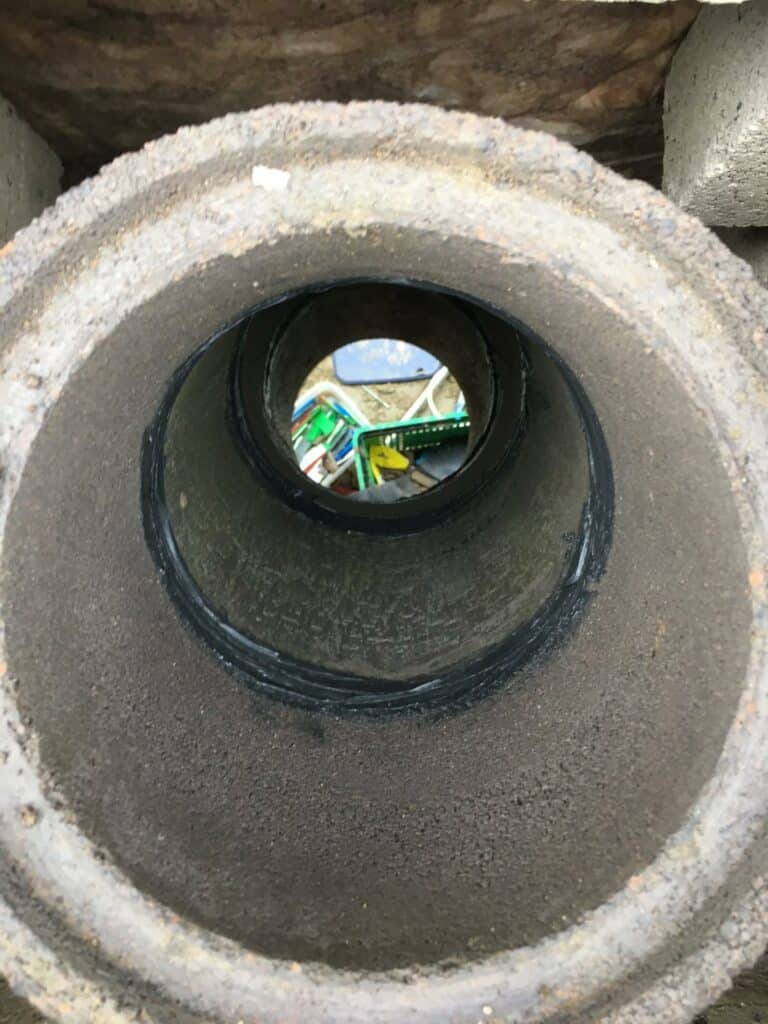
[[718, 228, 768, 289], [663, 4, 768, 226], [0, 96, 61, 246]]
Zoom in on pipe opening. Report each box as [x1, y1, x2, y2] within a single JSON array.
[[275, 286, 487, 500], [1, 106, 760, 993], [290, 348, 469, 499], [142, 279, 613, 709]]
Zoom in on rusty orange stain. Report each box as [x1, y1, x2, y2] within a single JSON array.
[[0, 240, 14, 259], [748, 569, 765, 589], [19, 804, 39, 827]]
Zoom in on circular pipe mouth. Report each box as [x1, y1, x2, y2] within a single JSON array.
[[141, 278, 614, 710], [2, 103, 766, 1024], [232, 281, 507, 531]]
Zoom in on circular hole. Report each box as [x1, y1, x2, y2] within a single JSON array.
[[290, 336, 471, 502], [251, 282, 498, 525], [141, 278, 611, 707], [3, 109, 760, 999]]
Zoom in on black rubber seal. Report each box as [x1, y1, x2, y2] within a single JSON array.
[[141, 280, 614, 712]]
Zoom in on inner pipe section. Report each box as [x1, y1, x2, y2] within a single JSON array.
[[143, 280, 610, 706], [1, 111, 757, 988], [267, 285, 487, 498]]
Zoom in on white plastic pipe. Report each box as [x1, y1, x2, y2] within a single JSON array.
[[402, 365, 450, 420]]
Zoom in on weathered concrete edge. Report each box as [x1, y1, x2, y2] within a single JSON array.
[[0, 102, 766, 1024], [718, 229, 768, 289], [0, 95, 61, 247], [663, 4, 768, 226]]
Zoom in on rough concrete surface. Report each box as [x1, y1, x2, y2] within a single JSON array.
[[718, 228, 768, 289], [2, 959, 768, 1024], [0, 102, 767, 1024], [0, 0, 699, 183], [663, 3, 768, 226], [695, 955, 768, 1024], [0, 96, 61, 246], [3, 959, 768, 1024]]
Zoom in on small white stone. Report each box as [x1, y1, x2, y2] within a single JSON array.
[[251, 165, 291, 191]]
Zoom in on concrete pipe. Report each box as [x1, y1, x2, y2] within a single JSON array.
[[0, 102, 766, 1024]]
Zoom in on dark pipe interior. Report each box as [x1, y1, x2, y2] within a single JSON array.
[[264, 284, 494, 451], [230, 282, 524, 532], [145, 281, 606, 703], [3, 227, 751, 971]]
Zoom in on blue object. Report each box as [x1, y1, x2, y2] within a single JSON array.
[[292, 396, 315, 422], [331, 400, 355, 422], [332, 339, 441, 385]]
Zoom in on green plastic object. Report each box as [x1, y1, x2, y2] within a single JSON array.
[[353, 413, 470, 490], [303, 406, 339, 445]]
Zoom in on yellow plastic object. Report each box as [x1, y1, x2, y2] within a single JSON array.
[[369, 444, 410, 484]]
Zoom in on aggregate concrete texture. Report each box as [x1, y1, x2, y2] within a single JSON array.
[[663, 3, 768, 226], [718, 228, 768, 289], [0, 96, 61, 246]]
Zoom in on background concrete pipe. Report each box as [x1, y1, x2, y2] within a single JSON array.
[[0, 102, 766, 1024]]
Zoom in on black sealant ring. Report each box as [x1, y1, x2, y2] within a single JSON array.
[[140, 280, 614, 712]]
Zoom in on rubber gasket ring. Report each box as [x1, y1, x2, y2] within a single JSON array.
[[140, 280, 614, 711]]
